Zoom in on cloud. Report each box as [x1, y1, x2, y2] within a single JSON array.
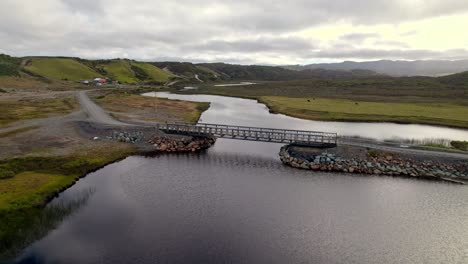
[[307, 48, 468, 60], [0, 0, 468, 64], [339, 33, 380, 42]]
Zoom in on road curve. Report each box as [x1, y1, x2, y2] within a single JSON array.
[[78, 90, 130, 126]]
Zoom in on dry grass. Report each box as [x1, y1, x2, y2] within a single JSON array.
[[0, 76, 48, 89], [94, 92, 209, 123], [0, 96, 78, 127]]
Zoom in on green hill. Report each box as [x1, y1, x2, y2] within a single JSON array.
[[95, 60, 137, 84], [24, 58, 101, 81], [151, 62, 219, 81], [92, 60, 177, 84], [130, 62, 177, 83], [438, 71, 468, 86]]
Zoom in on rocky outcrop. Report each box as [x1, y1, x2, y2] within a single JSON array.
[[279, 145, 468, 184], [150, 136, 215, 153]]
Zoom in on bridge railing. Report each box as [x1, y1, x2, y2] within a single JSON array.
[[156, 122, 338, 145]]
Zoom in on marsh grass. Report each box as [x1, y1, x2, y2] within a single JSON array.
[[0, 97, 77, 126]]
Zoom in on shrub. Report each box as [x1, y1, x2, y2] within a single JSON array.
[[0, 168, 15, 179], [60, 159, 91, 174], [450, 141, 468, 151]]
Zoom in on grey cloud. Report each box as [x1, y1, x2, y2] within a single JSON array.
[[184, 37, 316, 53], [308, 48, 468, 60], [373, 40, 410, 48], [339, 33, 380, 42], [1, 0, 468, 63]]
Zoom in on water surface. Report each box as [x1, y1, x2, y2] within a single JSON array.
[[15, 92, 468, 264]]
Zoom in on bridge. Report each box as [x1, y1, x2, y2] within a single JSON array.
[[156, 122, 338, 147]]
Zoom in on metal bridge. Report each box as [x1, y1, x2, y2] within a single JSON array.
[[156, 122, 338, 147]]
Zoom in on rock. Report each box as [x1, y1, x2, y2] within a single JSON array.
[[311, 164, 320, 170]]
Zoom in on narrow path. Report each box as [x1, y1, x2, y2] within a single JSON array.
[[194, 74, 204, 83]]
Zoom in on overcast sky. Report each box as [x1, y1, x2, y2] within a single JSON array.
[[1, 0, 468, 64]]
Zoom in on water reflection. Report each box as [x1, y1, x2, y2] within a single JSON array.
[[15, 146, 468, 264]]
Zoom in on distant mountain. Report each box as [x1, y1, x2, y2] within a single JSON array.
[[284, 60, 468, 77], [437, 71, 468, 86], [6, 54, 468, 85], [198, 63, 384, 81]]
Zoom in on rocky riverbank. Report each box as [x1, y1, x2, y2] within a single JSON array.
[[279, 145, 468, 184], [150, 136, 216, 153]]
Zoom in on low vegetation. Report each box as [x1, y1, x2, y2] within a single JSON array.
[[0, 96, 77, 127], [451, 141, 468, 151], [0, 54, 21, 77], [259, 96, 468, 128], [93, 90, 209, 123], [0, 126, 39, 139]]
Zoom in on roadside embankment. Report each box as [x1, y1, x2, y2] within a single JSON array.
[[279, 145, 468, 184]]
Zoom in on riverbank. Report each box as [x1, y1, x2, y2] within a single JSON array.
[[280, 145, 468, 184], [179, 79, 468, 129], [0, 85, 213, 259], [0, 121, 218, 259]]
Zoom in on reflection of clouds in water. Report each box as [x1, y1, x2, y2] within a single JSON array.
[[144, 92, 468, 141]]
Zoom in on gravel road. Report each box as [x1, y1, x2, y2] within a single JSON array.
[[78, 90, 130, 126]]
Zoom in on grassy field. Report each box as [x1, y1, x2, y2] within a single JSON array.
[[0, 76, 49, 89], [94, 91, 209, 123], [0, 96, 77, 127], [182, 79, 468, 128], [259, 96, 468, 128], [24, 58, 101, 81]]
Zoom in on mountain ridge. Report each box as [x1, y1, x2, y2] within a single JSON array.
[[284, 59, 468, 77]]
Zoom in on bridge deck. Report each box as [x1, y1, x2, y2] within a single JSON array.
[[156, 122, 337, 146]]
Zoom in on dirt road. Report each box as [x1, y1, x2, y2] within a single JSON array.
[[77, 91, 130, 126]]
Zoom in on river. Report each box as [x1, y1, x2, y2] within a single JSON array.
[[15, 92, 468, 264], [147, 92, 468, 142]]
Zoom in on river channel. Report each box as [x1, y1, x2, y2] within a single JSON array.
[[15, 92, 468, 264]]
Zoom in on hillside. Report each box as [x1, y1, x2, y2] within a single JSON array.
[[24, 57, 101, 81], [2, 54, 468, 86], [285, 60, 468, 77], [151, 62, 219, 82], [438, 71, 468, 86], [19, 57, 177, 84], [130, 62, 177, 83], [198, 63, 383, 81]]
